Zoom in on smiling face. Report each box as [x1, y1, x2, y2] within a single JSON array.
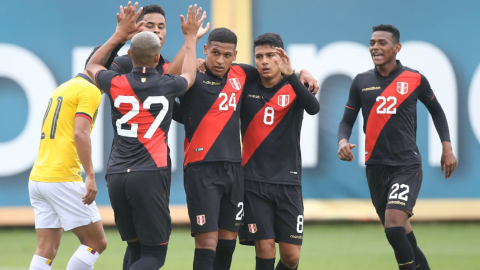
[[369, 31, 401, 67], [204, 41, 237, 78], [254, 44, 281, 80], [142, 13, 167, 48]]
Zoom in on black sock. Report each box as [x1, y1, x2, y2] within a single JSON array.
[[255, 257, 275, 270], [407, 231, 430, 270], [275, 260, 298, 270], [213, 239, 236, 270], [385, 227, 415, 270], [194, 248, 216, 270], [123, 246, 130, 270], [127, 241, 142, 269], [129, 244, 168, 270]]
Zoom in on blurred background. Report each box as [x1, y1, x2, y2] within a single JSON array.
[[1, 0, 479, 269]]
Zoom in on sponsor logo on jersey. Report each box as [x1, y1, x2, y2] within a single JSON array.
[[290, 171, 298, 175], [141, 78, 146, 83], [203, 80, 221, 86], [388, 200, 406, 206], [247, 94, 261, 99], [290, 235, 303, 239], [278, 95, 290, 107], [397, 82, 409, 95], [248, 223, 257, 233], [229, 78, 242, 90], [197, 215, 206, 226], [362, 86, 381, 92]]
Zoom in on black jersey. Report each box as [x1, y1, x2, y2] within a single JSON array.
[[96, 67, 187, 174], [180, 64, 258, 167], [110, 54, 170, 75], [345, 61, 440, 165], [241, 75, 319, 185]]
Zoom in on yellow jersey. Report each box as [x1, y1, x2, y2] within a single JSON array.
[[30, 74, 102, 182]]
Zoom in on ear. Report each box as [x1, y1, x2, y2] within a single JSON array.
[[203, 44, 208, 56], [233, 50, 238, 61], [394, 43, 402, 54], [127, 49, 131, 57], [153, 53, 160, 66]]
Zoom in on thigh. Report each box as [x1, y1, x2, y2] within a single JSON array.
[[184, 162, 223, 235], [240, 180, 275, 246], [106, 173, 136, 241], [29, 180, 61, 229], [366, 165, 389, 224], [219, 162, 244, 233], [386, 164, 423, 217], [126, 170, 172, 246], [274, 185, 304, 246]]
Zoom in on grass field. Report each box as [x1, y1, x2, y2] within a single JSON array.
[[0, 223, 479, 270]]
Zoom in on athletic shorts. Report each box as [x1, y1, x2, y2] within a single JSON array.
[[366, 164, 423, 224], [28, 181, 101, 231], [184, 161, 244, 236], [106, 170, 171, 246], [239, 179, 304, 246]]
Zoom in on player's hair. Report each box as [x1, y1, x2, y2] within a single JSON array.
[[207, 28, 237, 47], [372, 24, 400, 44], [130, 32, 161, 66], [137, 4, 166, 22], [253, 33, 284, 50], [84, 45, 102, 69]]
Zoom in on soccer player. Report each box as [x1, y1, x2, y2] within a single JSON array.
[[337, 24, 457, 270], [28, 43, 105, 270], [86, 2, 203, 269], [239, 33, 319, 270]]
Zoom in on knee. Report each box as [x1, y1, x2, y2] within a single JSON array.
[[195, 233, 218, 250], [96, 237, 107, 253], [281, 252, 300, 269], [255, 241, 276, 258], [37, 240, 61, 258]]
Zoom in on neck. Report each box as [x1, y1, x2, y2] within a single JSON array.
[[260, 73, 283, 88], [376, 60, 397, 76]]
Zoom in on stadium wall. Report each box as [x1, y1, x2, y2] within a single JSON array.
[[1, 0, 479, 225]]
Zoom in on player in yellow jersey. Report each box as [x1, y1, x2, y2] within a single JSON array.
[[28, 45, 107, 270]]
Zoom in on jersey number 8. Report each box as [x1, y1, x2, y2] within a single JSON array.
[[114, 95, 169, 139]]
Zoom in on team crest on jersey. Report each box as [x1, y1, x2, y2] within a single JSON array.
[[248, 224, 257, 233], [397, 82, 409, 95], [229, 78, 242, 91], [197, 215, 206, 226], [278, 95, 290, 107]]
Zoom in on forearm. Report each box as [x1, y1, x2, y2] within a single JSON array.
[[86, 32, 126, 81], [286, 74, 319, 115], [427, 100, 451, 142], [74, 131, 94, 177], [166, 45, 186, 75], [105, 42, 125, 69], [181, 36, 197, 88], [337, 108, 358, 143]]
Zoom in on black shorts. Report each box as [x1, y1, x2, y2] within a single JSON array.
[[366, 164, 423, 224], [239, 180, 304, 246], [184, 161, 244, 236], [106, 170, 171, 246]]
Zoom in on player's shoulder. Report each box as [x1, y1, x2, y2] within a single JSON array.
[[356, 68, 376, 78], [112, 54, 133, 73]]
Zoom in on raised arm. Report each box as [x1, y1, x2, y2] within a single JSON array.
[[179, 5, 205, 89], [273, 47, 319, 115], [86, 1, 145, 84], [166, 12, 210, 75]]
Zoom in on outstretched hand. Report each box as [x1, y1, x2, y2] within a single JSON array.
[[196, 13, 210, 41], [116, 1, 145, 40], [272, 47, 294, 77], [180, 4, 206, 38]]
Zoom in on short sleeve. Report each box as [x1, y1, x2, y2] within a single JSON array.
[[76, 84, 102, 123], [96, 70, 119, 96], [238, 64, 260, 83], [346, 75, 362, 110]]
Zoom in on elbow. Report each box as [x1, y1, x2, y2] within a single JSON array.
[[306, 104, 320, 115], [74, 130, 89, 143]]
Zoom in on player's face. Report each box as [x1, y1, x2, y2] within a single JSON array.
[[204, 41, 237, 78], [142, 13, 167, 48], [369, 31, 400, 67], [254, 44, 281, 80]]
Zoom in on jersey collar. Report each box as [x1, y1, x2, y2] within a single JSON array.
[[76, 73, 94, 84], [257, 75, 288, 92], [132, 67, 159, 75], [204, 63, 229, 84]]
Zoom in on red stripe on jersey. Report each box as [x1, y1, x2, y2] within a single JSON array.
[[365, 70, 421, 162], [183, 66, 247, 166], [75, 112, 93, 122], [109, 75, 168, 168], [242, 84, 297, 166], [162, 63, 171, 75], [345, 105, 355, 110]]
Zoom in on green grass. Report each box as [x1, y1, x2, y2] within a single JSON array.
[[0, 223, 479, 269]]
